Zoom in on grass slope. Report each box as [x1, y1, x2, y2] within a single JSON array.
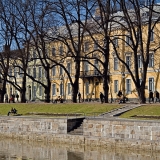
[[120, 104, 160, 119], [0, 103, 120, 116]]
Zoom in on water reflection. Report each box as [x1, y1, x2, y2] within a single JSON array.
[[0, 138, 159, 160]]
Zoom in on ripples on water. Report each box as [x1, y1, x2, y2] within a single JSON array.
[[0, 138, 159, 160]]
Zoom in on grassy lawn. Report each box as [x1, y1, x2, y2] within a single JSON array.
[[120, 104, 160, 119], [0, 103, 120, 116]]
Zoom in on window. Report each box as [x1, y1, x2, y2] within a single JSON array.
[[94, 59, 99, 74], [9, 68, 12, 76], [85, 82, 89, 95], [84, 61, 89, 71], [33, 86, 36, 98], [114, 57, 118, 70], [52, 48, 56, 56], [126, 56, 131, 68], [84, 41, 89, 52], [28, 68, 31, 75], [33, 68, 36, 78], [68, 83, 71, 95], [149, 78, 154, 91], [94, 41, 98, 50], [19, 68, 23, 78], [114, 80, 119, 93], [137, 55, 142, 68], [52, 67, 56, 76], [39, 86, 42, 96], [45, 70, 47, 77], [45, 49, 48, 57], [33, 51, 36, 59], [60, 83, 64, 96], [59, 46, 63, 55], [150, 30, 154, 41], [149, 53, 154, 67], [39, 67, 42, 78], [52, 84, 56, 96], [113, 37, 118, 47], [126, 34, 131, 45], [67, 62, 71, 74], [60, 66, 63, 75], [126, 79, 131, 94], [14, 68, 17, 77]]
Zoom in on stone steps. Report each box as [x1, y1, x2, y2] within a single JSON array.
[[99, 104, 141, 117], [68, 123, 83, 135]]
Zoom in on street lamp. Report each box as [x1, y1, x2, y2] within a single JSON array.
[[121, 72, 125, 95], [60, 75, 64, 99], [28, 85, 31, 101]]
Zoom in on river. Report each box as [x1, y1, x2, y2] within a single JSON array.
[[0, 138, 159, 160]]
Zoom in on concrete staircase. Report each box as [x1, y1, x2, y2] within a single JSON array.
[[68, 123, 83, 135], [99, 104, 141, 117]]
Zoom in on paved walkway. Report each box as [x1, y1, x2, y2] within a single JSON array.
[[99, 104, 141, 117]]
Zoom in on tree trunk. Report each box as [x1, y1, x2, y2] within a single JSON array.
[[137, 85, 146, 104], [72, 81, 79, 103], [21, 75, 26, 103], [103, 77, 109, 103]]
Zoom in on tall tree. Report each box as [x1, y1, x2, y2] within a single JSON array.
[[112, 0, 160, 103]]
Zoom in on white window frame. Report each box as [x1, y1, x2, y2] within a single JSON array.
[[126, 34, 131, 46], [148, 53, 154, 68], [52, 67, 56, 76], [126, 56, 131, 68], [126, 79, 131, 94], [150, 30, 154, 41], [84, 41, 89, 52], [33, 68, 36, 78], [67, 62, 71, 74], [137, 55, 142, 68], [85, 82, 89, 95], [113, 37, 118, 47], [59, 46, 63, 55], [114, 57, 118, 70], [39, 85, 42, 96], [39, 67, 42, 78], [52, 47, 56, 56], [52, 84, 56, 96], [149, 77, 154, 91], [68, 83, 71, 95], [114, 80, 119, 93]]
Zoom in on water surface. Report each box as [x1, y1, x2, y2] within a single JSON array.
[[0, 139, 159, 160]]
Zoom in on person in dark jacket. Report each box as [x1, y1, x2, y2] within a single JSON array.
[[100, 92, 104, 103], [149, 90, 154, 103]]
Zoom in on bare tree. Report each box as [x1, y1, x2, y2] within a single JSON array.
[[112, 0, 160, 103], [48, 0, 91, 102], [79, 0, 120, 103]]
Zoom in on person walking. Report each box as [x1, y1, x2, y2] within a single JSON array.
[[155, 91, 160, 103], [78, 92, 81, 103], [100, 92, 104, 104], [149, 90, 154, 103], [5, 93, 8, 103], [16, 93, 19, 102]]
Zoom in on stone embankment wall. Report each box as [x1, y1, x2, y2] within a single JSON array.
[[0, 116, 160, 151]]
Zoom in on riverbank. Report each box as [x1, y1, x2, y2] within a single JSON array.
[[0, 116, 160, 152]]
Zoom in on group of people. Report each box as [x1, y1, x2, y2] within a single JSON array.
[[7, 108, 17, 116], [149, 90, 160, 103], [5, 93, 19, 103]]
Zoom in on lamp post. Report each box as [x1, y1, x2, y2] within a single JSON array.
[[60, 75, 64, 99], [28, 85, 31, 101], [121, 72, 125, 95]]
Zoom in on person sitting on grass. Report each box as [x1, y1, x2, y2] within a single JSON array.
[[7, 108, 17, 116], [54, 96, 63, 103]]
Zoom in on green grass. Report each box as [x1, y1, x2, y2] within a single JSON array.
[[0, 103, 120, 116], [120, 104, 160, 119]]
